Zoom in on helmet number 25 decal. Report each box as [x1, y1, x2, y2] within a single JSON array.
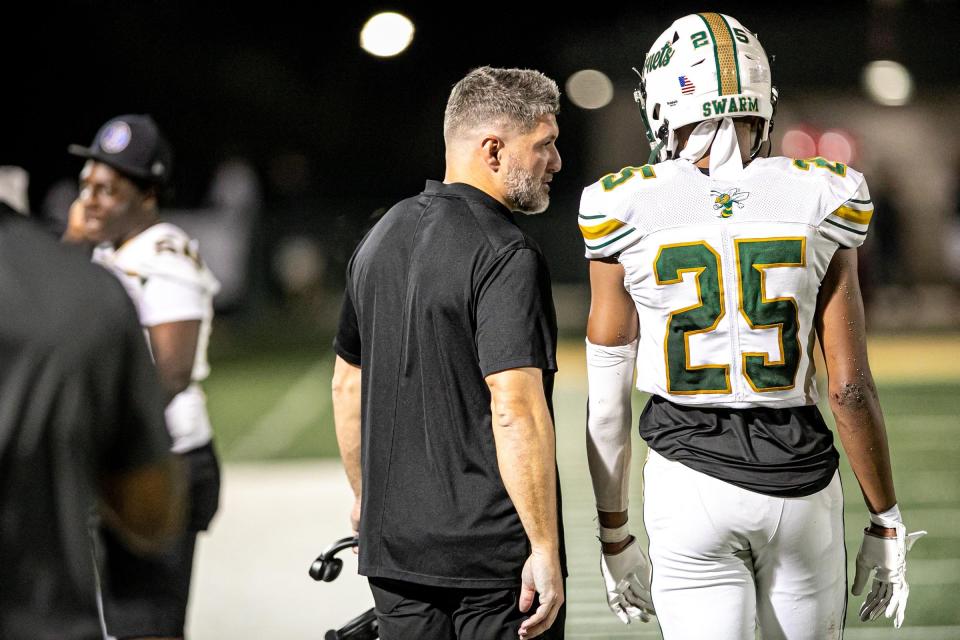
[[693, 27, 751, 48], [655, 238, 803, 394]]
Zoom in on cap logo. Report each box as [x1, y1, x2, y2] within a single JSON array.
[[100, 121, 132, 154]]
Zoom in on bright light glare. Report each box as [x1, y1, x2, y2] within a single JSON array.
[[817, 130, 855, 164], [360, 12, 415, 58], [566, 70, 614, 110], [780, 128, 817, 159], [863, 60, 913, 106]]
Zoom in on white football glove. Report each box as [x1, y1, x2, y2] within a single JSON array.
[[600, 537, 655, 624], [852, 522, 926, 628]]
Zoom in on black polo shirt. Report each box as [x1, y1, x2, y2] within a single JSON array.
[[335, 180, 562, 589], [0, 207, 171, 639]]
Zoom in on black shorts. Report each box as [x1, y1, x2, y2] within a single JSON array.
[[368, 577, 566, 640], [100, 443, 221, 638]]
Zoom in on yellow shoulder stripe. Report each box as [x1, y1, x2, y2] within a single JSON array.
[[579, 219, 625, 241], [834, 205, 873, 225]]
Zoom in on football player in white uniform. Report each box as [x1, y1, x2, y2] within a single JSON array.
[[66, 115, 221, 640], [581, 14, 925, 639]]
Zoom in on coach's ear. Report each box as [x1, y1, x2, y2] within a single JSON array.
[[480, 135, 504, 172]]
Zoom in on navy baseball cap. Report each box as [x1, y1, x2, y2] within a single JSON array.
[[68, 114, 172, 185]]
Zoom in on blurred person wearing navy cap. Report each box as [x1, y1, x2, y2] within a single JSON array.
[[0, 199, 183, 640], [64, 114, 221, 640]]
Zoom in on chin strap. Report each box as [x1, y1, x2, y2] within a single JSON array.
[[678, 117, 744, 180]]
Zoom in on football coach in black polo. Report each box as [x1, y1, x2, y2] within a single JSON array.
[[332, 66, 564, 639]]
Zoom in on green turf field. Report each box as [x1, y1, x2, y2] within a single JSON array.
[[204, 335, 960, 636]]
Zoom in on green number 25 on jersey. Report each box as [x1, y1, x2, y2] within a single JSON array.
[[655, 237, 804, 394]]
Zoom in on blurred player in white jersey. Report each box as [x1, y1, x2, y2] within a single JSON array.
[[65, 115, 221, 640], [580, 13, 924, 639]]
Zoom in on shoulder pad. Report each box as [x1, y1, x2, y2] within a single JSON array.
[[578, 164, 666, 259], [760, 157, 872, 248], [789, 157, 871, 249], [123, 223, 220, 292]]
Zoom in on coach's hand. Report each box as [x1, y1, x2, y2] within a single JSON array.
[[600, 536, 655, 623], [350, 495, 361, 535], [349, 495, 361, 553], [518, 549, 564, 639], [852, 522, 926, 628]]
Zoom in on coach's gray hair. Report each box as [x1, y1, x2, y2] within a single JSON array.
[[443, 66, 560, 143]]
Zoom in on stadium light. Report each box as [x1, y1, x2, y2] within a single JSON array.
[[566, 69, 614, 110], [360, 12, 415, 58], [862, 60, 913, 107]]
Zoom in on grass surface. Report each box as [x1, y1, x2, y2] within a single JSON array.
[[203, 334, 960, 635]]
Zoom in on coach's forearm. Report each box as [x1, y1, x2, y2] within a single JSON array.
[[488, 368, 559, 554], [332, 356, 363, 498]]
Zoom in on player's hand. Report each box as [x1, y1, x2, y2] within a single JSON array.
[[600, 536, 655, 623], [518, 549, 564, 639], [852, 523, 926, 628], [62, 199, 89, 244]]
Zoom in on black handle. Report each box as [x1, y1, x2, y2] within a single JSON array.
[[309, 536, 359, 582]]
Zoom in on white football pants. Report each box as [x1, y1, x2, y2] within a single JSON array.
[[643, 448, 845, 640]]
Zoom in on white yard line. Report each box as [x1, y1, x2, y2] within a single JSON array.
[[227, 358, 332, 459]]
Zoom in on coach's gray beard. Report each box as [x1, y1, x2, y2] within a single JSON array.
[[504, 158, 549, 215]]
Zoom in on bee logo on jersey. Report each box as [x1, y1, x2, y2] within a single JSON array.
[[711, 188, 749, 218]]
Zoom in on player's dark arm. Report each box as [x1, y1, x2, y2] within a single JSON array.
[[332, 355, 363, 531], [816, 247, 897, 520], [588, 258, 639, 347], [586, 258, 639, 553], [148, 320, 201, 404], [486, 367, 563, 637], [99, 455, 186, 554]]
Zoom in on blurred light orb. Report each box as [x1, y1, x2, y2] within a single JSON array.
[[273, 236, 325, 294], [817, 130, 855, 165], [566, 70, 614, 110], [360, 12, 415, 57], [780, 128, 817, 159], [863, 60, 913, 106]]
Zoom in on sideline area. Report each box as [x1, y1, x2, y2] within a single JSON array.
[[190, 334, 959, 638]]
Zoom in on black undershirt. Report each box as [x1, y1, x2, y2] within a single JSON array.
[[639, 395, 839, 497]]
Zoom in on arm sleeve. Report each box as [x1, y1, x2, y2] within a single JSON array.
[[333, 285, 362, 366], [586, 338, 638, 512], [475, 248, 557, 377]]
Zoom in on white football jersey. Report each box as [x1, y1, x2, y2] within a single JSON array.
[[93, 222, 221, 452], [580, 157, 873, 409]]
